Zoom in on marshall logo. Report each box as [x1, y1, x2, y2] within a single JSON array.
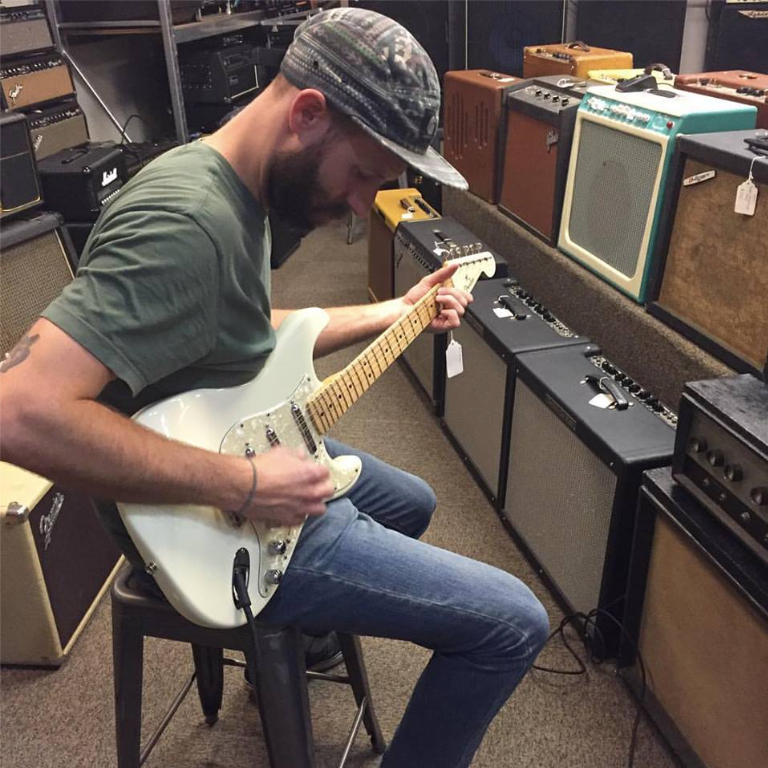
[[39, 492, 64, 551], [101, 167, 118, 187]]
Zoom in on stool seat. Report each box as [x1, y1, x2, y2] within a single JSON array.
[[111, 564, 386, 767]]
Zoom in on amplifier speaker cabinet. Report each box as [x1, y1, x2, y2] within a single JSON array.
[[441, 277, 587, 506], [368, 188, 440, 303], [442, 69, 522, 204], [1, 111, 42, 221], [649, 129, 768, 375], [58, 0, 203, 24], [0, 4, 53, 58], [705, 1, 768, 74], [502, 344, 676, 655], [180, 43, 263, 105], [672, 375, 768, 567], [498, 76, 596, 245], [27, 100, 89, 160], [622, 467, 768, 768], [0, 211, 78, 357], [393, 217, 508, 415], [0, 462, 123, 666], [1, 53, 76, 112], [558, 85, 757, 303], [675, 71, 768, 129], [523, 42, 633, 79]]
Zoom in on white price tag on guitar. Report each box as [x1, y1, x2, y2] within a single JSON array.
[[735, 178, 758, 216], [446, 338, 464, 378]]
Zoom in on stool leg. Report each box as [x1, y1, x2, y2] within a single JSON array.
[[252, 625, 315, 768], [337, 634, 387, 755], [192, 645, 224, 726], [112, 602, 144, 768]]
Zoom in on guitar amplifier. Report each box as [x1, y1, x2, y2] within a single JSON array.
[[57, 0, 203, 24], [27, 100, 89, 160], [705, 1, 768, 74], [0, 111, 42, 221], [368, 188, 440, 303], [622, 467, 768, 768], [588, 65, 676, 89], [179, 43, 263, 105], [503, 344, 676, 656], [441, 276, 587, 506], [498, 76, 597, 245], [37, 143, 126, 222], [675, 71, 768, 129], [523, 42, 633, 79], [393, 217, 508, 415], [0, 3, 53, 59], [649, 130, 768, 376], [442, 69, 522, 204], [672, 375, 768, 567], [0, 462, 123, 666], [558, 85, 757, 303], [1, 53, 76, 112]]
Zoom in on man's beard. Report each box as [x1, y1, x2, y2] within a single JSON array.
[[265, 142, 350, 233]]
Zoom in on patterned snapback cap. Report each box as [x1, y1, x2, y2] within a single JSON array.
[[280, 7, 468, 190]]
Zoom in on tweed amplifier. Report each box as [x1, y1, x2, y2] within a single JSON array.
[[649, 130, 768, 375], [180, 43, 263, 105], [441, 277, 587, 506], [622, 467, 768, 768], [672, 375, 768, 567], [503, 344, 676, 656], [588, 65, 675, 89], [0, 4, 53, 58], [0, 53, 76, 112], [523, 42, 632, 79], [393, 217, 508, 415], [0, 111, 41, 221], [675, 71, 768, 129], [38, 143, 126, 222], [558, 85, 757, 303], [442, 69, 522, 204], [498, 76, 597, 245], [368, 188, 440, 303], [27, 100, 89, 160]]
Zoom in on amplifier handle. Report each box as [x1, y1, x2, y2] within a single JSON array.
[[645, 62, 673, 79], [584, 374, 629, 411], [566, 41, 591, 52]]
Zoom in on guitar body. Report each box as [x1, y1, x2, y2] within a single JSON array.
[[117, 308, 362, 629]]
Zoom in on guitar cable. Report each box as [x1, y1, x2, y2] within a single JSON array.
[[232, 548, 261, 692]]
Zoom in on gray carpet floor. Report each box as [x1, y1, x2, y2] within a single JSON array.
[[0, 219, 682, 768]]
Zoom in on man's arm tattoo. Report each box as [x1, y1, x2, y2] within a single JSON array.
[[0, 334, 40, 373]]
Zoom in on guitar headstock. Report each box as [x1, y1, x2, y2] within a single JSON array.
[[444, 251, 497, 294]]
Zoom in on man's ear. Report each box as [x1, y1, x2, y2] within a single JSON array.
[[287, 89, 333, 143]]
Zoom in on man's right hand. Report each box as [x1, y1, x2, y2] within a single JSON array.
[[246, 447, 335, 526]]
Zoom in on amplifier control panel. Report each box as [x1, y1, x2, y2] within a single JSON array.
[[498, 278, 578, 339]]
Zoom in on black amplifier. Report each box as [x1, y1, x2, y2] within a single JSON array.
[[180, 43, 262, 104], [673, 374, 768, 566], [57, 1, 203, 24], [27, 100, 89, 161], [1, 53, 75, 112], [0, 111, 42, 221], [503, 343, 676, 656], [120, 138, 179, 179], [37, 143, 126, 222], [0, 4, 54, 59], [393, 217, 508, 415], [442, 277, 588, 506]]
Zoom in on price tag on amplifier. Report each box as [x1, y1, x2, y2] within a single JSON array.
[[446, 339, 464, 378], [735, 178, 758, 216]]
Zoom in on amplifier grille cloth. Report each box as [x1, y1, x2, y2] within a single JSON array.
[[569, 120, 662, 277], [1, 231, 72, 356], [505, 379, 617, 613]]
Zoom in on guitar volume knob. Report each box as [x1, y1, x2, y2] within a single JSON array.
[[268, 540, 287, 555], [265, 569, 283, 585]]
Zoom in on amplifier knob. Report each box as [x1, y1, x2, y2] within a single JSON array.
[[637, 390, 650, 401], [562, 98, 570, 106], [724, 464, 743, 483], [688, 436, 707, 453], [542, 312, 554, 322], [750, 487, 768, 506], [651, 401, 664, 412], [707, 449, 724, 467], [646, 395, 658, 407], [614, 372, 626, 383], [740, 512, 751, 524], [627, 383, 640, 394], [543, 92, 551, 99], [602, 361, 616, 375]]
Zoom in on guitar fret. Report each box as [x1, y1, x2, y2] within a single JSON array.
[[333, 377, 353, 410]]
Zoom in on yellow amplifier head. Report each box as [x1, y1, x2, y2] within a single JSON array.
[[372, 188, 440, 232]]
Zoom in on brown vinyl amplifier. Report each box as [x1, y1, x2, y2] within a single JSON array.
[[1, 53, 76, 112], [675, 70, 768, 128], [523, 41, 632, 79]]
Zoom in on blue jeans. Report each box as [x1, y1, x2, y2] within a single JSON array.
[[259, 438, 550, 768]]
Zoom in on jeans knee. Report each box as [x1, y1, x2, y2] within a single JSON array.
[[522, 594, 550, 660], [409, 479, 437, 538]]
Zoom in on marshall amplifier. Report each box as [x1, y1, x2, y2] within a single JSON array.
[[0, 53, 76, 112], [0, 111, 42, 221], [1, 462, 123, 666], [498, 76, 597, 246], [622, 467, 768, 768], [179, 43, 263, 105], [441, 277, 587, 506], [523, 42, 633, 79], [0, 4, 53, 58], [37, 143, 126, 222], [503, 344, 676, 656], [649, 130, 768, 376], [442, 69, 522, 204], [27, 100, 89, 160], [675, 71, 768, 129], [393, 217, 508, 415], [672, 375, 768, 567], [558, 85, 756, 303]]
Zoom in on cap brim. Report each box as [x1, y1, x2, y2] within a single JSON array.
[[350, 116, 469, 191]]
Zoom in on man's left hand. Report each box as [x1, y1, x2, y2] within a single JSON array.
[[401, 263, 473, 333]]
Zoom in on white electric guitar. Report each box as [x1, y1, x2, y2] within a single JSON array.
[[118, 252, 496, 628]]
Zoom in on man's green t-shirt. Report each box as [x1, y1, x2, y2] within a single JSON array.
[[43, 141, 277, 562]]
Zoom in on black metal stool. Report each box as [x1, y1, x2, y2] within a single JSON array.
[[111, 564, 386, 767]]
